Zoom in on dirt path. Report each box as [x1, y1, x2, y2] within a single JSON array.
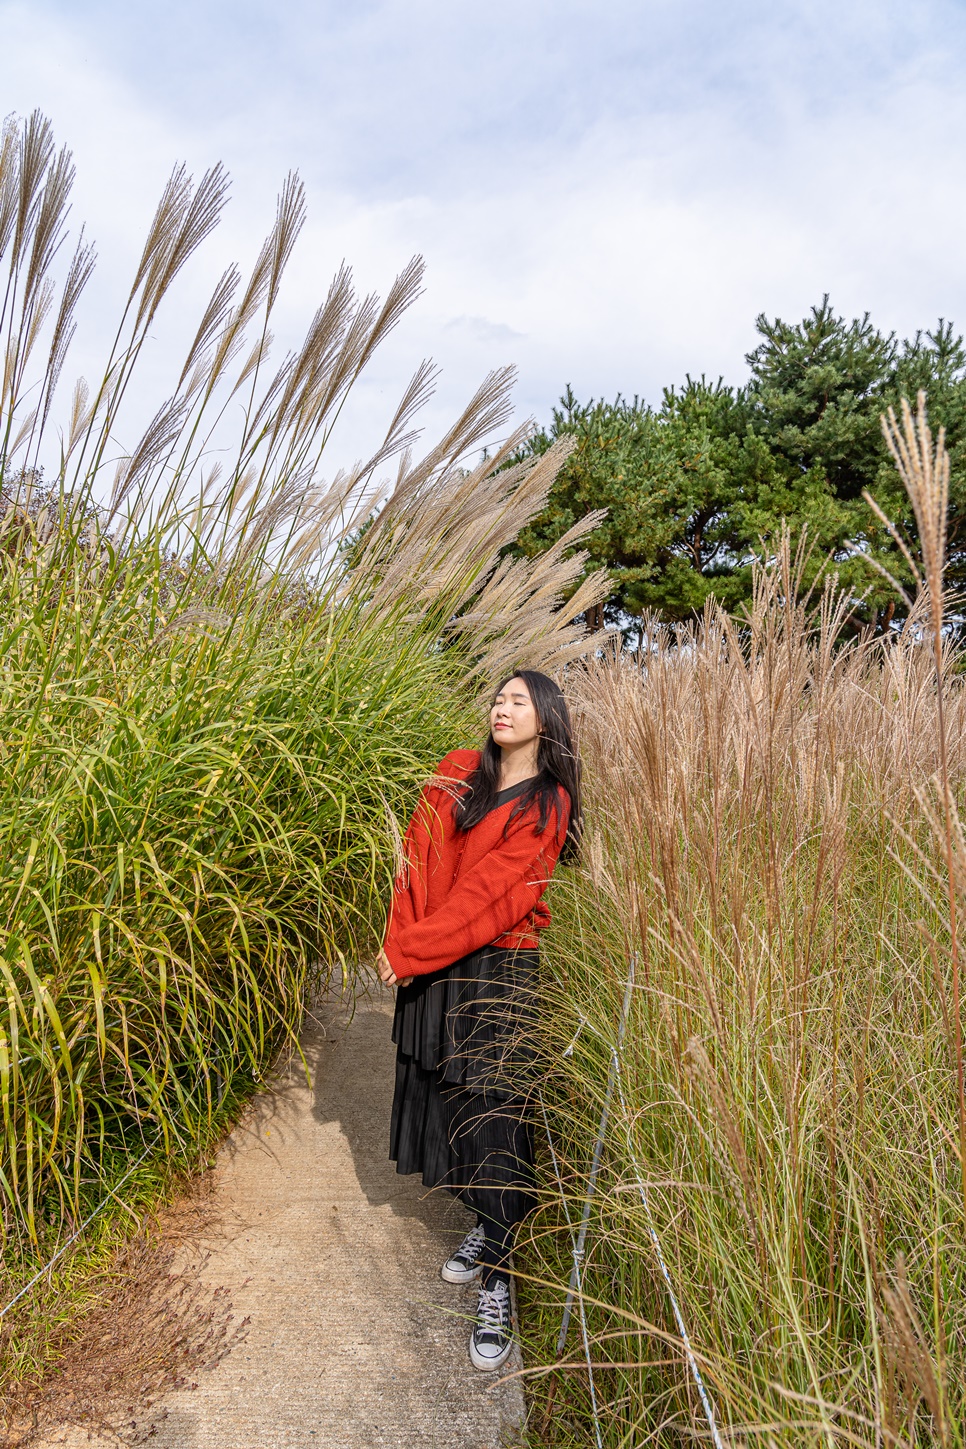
[[38, 987, 526, 1448]]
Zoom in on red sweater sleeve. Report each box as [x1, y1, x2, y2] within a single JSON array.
[[383, 785, 438, 940], [385, 802, 566, 978], [382, 751, 473, 964]]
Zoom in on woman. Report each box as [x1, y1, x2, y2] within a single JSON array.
[[377, 670, 580, 1371]]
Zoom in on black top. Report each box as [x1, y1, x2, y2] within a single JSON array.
[[491, 777, 534, 810], [444, 773, 537, 839]]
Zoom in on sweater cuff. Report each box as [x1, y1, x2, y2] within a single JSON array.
[[385, 932, 443, 979]]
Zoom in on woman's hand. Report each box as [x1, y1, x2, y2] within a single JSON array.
[[377, 949, 413, 989]]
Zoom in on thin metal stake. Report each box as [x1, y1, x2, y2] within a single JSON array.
[[540, 1093, 604, 1449], [549, 955, 726, 1448], [556, 958, 636, 1357], [0, 1142, 154, 1321], [612, 1061, 725, 1449]]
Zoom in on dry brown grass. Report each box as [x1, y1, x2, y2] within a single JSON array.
[[0, 1174, 241, 1446], [523, 484, 966, 1441]]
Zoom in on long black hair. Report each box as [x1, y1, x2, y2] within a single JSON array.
[[454, 669, 582, 863]]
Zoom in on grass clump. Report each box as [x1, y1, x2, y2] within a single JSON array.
[[523, 513, 966, 1444], [0, 496, 466, 1242], [0, 107, 608, 1385]]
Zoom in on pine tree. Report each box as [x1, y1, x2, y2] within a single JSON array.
[[514, 300, 966, 632]]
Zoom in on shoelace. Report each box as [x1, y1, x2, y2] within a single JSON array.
[[457, 1224, 485, 1261], [476, 1283, 510, 1337]]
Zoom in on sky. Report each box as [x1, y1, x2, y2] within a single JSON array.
[[4, 0, 966, 466]]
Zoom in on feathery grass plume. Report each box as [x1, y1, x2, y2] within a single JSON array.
[[0, 110, 601, 1385], [351, 421, 610, 679], [518, 531, 966, 1443], [1, 112, 76, 464], [880, 394, 966, 1236]]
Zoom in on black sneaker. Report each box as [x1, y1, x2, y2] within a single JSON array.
[[469, 1278, 513, 1371], [441, 1222, 485, 1284]]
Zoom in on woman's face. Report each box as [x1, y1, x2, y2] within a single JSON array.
[[490, 677, 540, 749]]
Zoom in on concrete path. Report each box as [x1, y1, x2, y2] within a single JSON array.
[[90, 988, 525, 1447]]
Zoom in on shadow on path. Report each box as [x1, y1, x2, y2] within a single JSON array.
[[309, 984, 462, 1236]]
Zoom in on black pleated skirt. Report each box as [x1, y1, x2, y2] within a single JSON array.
[[389, 945, 539, 1226]]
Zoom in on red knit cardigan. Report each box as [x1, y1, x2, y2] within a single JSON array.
[[383, 749, 569, 980]]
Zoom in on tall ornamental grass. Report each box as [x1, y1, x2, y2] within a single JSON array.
[[0, 107, 608, 1361], [524, 412, 966, 1444], [0, 507, 467, 1236]]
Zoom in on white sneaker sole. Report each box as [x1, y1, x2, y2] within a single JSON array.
[[469, 1333, 514, 1372], [440, 1260, 483, 1284]]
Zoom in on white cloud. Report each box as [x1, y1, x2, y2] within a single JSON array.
[[3, 0, 966, 473], [445, 318, 526, 345]]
